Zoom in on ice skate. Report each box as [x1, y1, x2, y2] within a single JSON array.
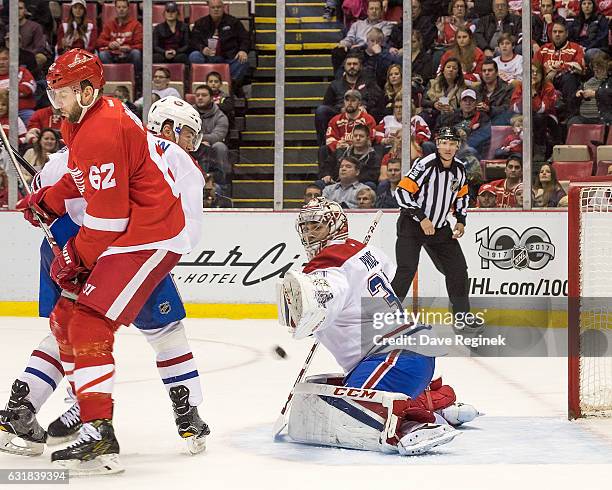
[[0, 380, 46, 456], [47, 403, 82, 445], [397, 423, 459, 456], [170, 385, 210, 455]]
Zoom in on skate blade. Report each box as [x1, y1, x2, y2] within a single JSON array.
[[52, 453, 124, 476], [398, 426, 460, 456], [185, 434, 207, 455], [0, 429, 44, 457], [46, 433, 79, 446]]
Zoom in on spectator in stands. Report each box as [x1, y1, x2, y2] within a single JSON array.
[[203, 172, 233, 208], [15, 0, 54, 42], [152, 1, 190, 63], [383, 64, 402, 115], [322, 156, 370, 208], [97, 0, 143, 72], [389, 0, 436, 55], [533, 0, 561, 50], [113, 85, 138, 114], [303, 183, 322, 204], [350, 28, 396, 87], [474, 0, 522, 56], [595, 58, 612, 124], [192, 84, 230, 181], [189, 0, 250, 86], [0, 47, 36, 125], [206, 71, 235, 124], [25, 105, 62, 145], [315, 54, 384, 147], [476, 58, 514, 124], [533, 163, 566, 207], [477, 184, 498, 207], [0, 167, 7, 207], [493, 33, 523, 84], [23, 128, 60, 176], [438, 88, 491, 158], [18, 1, 50, 69], [437, 0, 476, 48], [375, 157, 401, 208], [56, 0, 98, 56], [356, 187, 377, 208], [0, 89, 26, 144], [439, 27, 485, 87], [333, 0, 393, 72], [570, 51, 610, 124], [494, 113, 523, 158], [534, 19, 585, 118], [377, 94, 402, 148], [423, 57, 467, 125], [336, 123, 381, 184], [134, 67, 181, 110], [486, 154, 523, 207], [411, 31, 434, 88], [324, 90, 377, 158], [568, 0, 610, 62]]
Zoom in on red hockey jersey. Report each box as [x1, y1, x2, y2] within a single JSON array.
[[44, 97, 189, 269]]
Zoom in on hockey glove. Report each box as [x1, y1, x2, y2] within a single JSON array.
[[50, 238, 89, 295], [15, 186, 59, 227]]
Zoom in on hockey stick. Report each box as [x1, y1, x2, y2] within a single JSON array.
[[272, 210, 384, 440], [0, 139, 38, 177]]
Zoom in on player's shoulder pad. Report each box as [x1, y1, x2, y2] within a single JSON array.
[[303, 239, 365, 274]]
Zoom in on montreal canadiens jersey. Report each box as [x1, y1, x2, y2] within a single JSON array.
[[37, 132, 204, 257], [43, 96, 190, 268], [303, 239, 398, 372]]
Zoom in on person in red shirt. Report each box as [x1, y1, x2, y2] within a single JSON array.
[[325, 90, 377, 155], [25, 106, 63, 145], [533, 19, 585, 117], [438, 26, 485, 87], [14, 49, 191, 475], [56, 0, 98, 55], [485, 155, 523, 208], [0, 46, 37, 125], [96, 0, 143, 71]]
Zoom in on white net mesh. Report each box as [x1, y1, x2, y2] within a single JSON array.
[[579, 186, 612, 416]]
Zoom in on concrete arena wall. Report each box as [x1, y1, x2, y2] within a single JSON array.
[[0, 209, 567, 319]]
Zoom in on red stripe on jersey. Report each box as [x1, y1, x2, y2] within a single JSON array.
[[302, 239, 366, 273], [362, 350, 401, 389], [157, 352, 194, 368], [32, 350, 64, 373]]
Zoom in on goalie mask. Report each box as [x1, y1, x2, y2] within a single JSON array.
[[296, 197, 348, 260]]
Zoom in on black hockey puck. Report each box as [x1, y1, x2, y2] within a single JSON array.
[[273, 345, 287, 359]]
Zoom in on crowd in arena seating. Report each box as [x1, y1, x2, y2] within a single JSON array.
[[0, 0, 249, 208], [312, 0, 612, 210]]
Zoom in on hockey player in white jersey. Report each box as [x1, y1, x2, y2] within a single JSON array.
[[0, 98, 209, 464], [277, 198, 479, 455]]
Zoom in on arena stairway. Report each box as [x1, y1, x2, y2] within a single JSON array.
[[233, 0, 342, 208]]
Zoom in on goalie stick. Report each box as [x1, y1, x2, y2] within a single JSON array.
[[273, 210, 384, 440], [0, 124, 77, 300]]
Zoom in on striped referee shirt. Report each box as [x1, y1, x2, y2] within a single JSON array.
[[394, 153, 469, 228]]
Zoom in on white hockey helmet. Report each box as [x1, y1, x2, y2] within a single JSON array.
[[296, 197, 349, 260], [147, 96, 203, 150]]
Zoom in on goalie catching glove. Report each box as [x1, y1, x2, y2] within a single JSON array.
[[277, 270, 333, 340]]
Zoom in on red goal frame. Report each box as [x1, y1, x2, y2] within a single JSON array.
[[568, 177, 612, 419]]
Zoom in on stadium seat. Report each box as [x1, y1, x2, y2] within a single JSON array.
[[552, 161, 593, 181], [228, 1, 249, 18], [596, 146, 612, 176], [152, 63, 185, 97], [479, 125, 515, 180], [102, 64, 136, 100], [188, 3, 229, 24], [384, 5, 402, 21], [607, 128, 612, 145], [102, 2, 138, 24], [190, 64, 231, 94], [152, 3, 185, 24], [184, 93, 196, 105], [61, 1, 97, 22], [565, 124, 606, 160], [551, 145, 591, 162]]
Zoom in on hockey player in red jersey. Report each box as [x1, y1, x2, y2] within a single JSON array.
[[14, 49, 194, 475]]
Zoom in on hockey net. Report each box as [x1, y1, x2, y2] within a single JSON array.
[[568, 178, 612, 419]]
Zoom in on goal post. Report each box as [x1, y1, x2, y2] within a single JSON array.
[[568, 177, 612, 419]]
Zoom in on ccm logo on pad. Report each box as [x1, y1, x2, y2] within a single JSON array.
[[333, 387, 378, 399]]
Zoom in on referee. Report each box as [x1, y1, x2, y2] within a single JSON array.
[[391, 126, 470, 319]]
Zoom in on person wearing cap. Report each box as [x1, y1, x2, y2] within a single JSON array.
[[96, 0, 143, 72], [153, 1, 190, 63], [56, 0, 98, 56], [477, 184, 498, 208], [392, 126, 473, 329], [439, 88, 491, 159]]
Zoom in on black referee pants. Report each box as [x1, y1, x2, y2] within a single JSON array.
[[391, 213, 470, 316]]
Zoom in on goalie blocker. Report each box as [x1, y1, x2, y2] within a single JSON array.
[[288, 375, 479, 455]]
